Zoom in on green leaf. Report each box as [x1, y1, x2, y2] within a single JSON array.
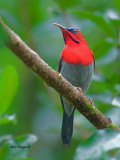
[[13, 158, 37, 160], [72, 0, 114, 12], [96, 47, 118, 66], [72, 10, 115, 38], [0, 65, 19, 115], [110, 19, 120, 28], [0, 114, 16, 125], [0, 134, 37, 160], [113, 0, 120, 12], [92, 39, 114, 60], [74, 129, 120, 160], [53, 0, 81, 9]]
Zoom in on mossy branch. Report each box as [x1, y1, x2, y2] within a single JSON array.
[[0, 17, 120, 132]]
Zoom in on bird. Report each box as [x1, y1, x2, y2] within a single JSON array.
[[53, 23, 95, 148]]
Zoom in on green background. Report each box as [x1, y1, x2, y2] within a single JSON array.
[[0, 0, 120, 159]]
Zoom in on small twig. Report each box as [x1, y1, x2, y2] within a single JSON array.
[[0, 17, 120, 132]]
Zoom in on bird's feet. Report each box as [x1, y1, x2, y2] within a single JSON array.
[[106, 117, 112, 123], [76, 87, 82, 93], [88, 98, 94, 106], [76, 87, 94, 107]]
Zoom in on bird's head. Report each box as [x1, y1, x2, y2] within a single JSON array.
[[53, 23, 94, 66], [53, 23, 86, 46]]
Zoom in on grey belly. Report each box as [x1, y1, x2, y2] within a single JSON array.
[[60, 61, 94, 93], [60, 61, 94, 116]]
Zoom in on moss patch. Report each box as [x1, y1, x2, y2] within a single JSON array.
[[107, 123, 115, 129], [86, 102, 96, 114]]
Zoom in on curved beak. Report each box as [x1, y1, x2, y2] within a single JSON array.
[[53, 23, 66, 31]]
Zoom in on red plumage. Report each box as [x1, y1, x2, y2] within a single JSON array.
[[53, 23, 94, 147], [61, 45, 94, 65], [59, 26, 94, 65]]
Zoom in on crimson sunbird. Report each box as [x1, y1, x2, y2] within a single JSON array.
[[53, 23, 94, 148]]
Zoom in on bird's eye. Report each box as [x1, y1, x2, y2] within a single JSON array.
[[67, 28, 77, 33]]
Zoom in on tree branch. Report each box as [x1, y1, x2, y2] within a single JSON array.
[[0, 17, 120, 132]]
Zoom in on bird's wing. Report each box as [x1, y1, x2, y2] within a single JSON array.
[[58, 56, 62, 72], [91, 51, 95, 69], [58, 56, 64, 109]]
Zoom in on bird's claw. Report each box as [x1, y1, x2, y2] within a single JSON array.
[[88, 98, 94, 106], [106, 117, 112, 123], [76, 87, 82, 93]]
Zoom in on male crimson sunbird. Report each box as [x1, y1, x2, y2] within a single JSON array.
[[53, 23, 94, 147]]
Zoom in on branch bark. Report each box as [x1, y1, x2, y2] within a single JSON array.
[[0, 17, 120, 132]]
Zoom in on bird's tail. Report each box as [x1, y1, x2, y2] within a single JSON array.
[[61, 110, 74, 147]]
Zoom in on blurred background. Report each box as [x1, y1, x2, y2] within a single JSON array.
[[0, 0, 120, 160]]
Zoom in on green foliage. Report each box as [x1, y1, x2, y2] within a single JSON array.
[[0, 0, 120, 159], [75, 129, 120, 160], [113, 0, 120, 12], [53, 0, 81, 9], [0, 134, 37, 160], [72, 10, 115, 38], [0, 114, 16, 125], [0, 65, 19, 115]]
